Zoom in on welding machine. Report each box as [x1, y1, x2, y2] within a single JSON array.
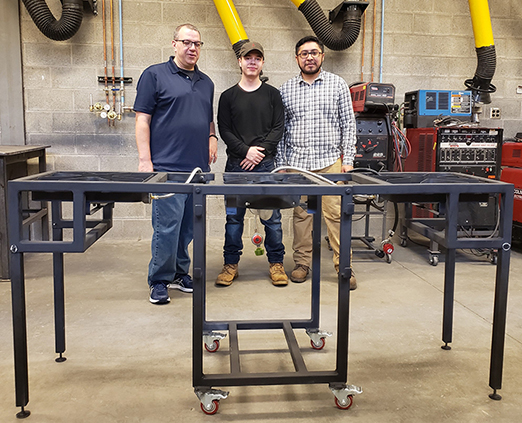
[[350, 82, 395, 113], [500, 167, 522, 224], [404, 126, 503, 229], [404, 90, 472, 128], [350, 82, 395, 171], [500, 139, 522, 242], [501, 141, 522, 168]]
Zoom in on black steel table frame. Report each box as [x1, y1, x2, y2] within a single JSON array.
[[191, 182, 354, 394], [0, 145, 50, 280], [8, 171, 514, 418]]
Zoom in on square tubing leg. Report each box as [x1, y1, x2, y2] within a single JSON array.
[[335, 188, 353, 377], [11, 251, 31, 418], [441, 193, 459, 349], [52, 201, 67, 362], [192, 188, 206, 387], [310, 195, 321, 328], [488, 187, 513, 400]]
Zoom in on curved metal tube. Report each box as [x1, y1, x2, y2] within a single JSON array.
[[22, 0, 84, 41]]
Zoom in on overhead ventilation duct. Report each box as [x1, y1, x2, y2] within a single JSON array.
[[465, 0, 496, 104], [295, 0, 369, 51], [213, 0, 368, 56], [22, 0, 84, 41]]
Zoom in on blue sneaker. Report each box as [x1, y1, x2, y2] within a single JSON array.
[[149, 282, 170, 304], [170, 273, 193, 293]]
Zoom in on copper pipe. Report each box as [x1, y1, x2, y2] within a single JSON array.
[[118, 0, 125, 117], [102, 0, 109, 107], [371, 0, 376, 82], [360, 12, 366, 81]]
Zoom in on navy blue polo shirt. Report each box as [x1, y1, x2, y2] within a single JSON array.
[[134, 57, 214, 172]]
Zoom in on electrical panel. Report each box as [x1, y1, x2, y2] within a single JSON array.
[[404, 90, 472, 128]]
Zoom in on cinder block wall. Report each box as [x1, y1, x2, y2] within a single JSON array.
[[18, 0, 522, 240]]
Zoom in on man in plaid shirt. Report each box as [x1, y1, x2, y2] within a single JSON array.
[[276, 35, 357, 290]]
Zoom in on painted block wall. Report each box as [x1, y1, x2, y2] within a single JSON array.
[[17, 0, 522, 240]]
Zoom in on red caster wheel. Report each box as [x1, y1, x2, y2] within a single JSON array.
[[335, 395, 353, 410], [201, 399, 219, 415], [205, 340, 220, 353], [311, 337, 326, 350]]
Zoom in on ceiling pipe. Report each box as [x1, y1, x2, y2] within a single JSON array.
[[21, 0, 84, 41]]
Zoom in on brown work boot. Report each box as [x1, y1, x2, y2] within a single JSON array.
[[335, 266, 357, 290], [215, 263, 238, 286], [269, 263, 288, 286], [290, 264, 310, 283], [349, 269, 357, 291]]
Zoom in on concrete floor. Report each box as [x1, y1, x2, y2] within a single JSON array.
[[1, 233, 522, 422]]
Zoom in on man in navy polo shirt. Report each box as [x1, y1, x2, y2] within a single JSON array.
[[134, 23, 217, 304]]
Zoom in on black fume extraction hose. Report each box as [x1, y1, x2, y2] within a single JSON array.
[[465, 45, 497, 104], [22, 0, 84, 41], [298, 0, 365, 51]]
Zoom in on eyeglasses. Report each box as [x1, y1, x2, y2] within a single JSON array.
[[175, 39, 204, 48], [297, 50, 322, 59]]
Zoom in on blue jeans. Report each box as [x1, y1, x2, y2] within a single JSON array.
[[223, 159, 285, 264], [148, 192, 193, 286]]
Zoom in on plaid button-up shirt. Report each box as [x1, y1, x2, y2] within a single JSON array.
[[276, 69, 356, 170]]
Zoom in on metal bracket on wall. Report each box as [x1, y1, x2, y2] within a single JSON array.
[[83, 0, 99, 15], [329, 1, 369, 24], [97, 76, 133, 84]]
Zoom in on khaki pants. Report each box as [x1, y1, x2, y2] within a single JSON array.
[[293, 158, 350, 270]]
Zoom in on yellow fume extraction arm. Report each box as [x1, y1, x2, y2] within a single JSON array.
[[466, 0, 496, 104], [213, 0, 369, 56]]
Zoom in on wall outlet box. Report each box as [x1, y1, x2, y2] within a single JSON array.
[[490, 107, 501, 119]]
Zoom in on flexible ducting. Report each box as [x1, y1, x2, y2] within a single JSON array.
[[22, 0, 84, 41], [298, 0, 364, 51], [465, 45, 496, 104], [232, 39, 249, 59]]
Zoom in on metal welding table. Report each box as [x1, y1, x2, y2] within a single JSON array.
[[8, 170, 513, 418]]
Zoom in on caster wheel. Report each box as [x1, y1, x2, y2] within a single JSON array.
[[205, 340, 220, 353], [311, 337, 326, 350], [335, 395, 353, 410], [429, 255, 439, 266], [490, 255, 497, 265], [385, 254, 392, 263], [400, 238, 407, 247], [201, 400, 219, 415]]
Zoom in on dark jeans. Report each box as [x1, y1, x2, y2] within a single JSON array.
[[148, 191, 193, 286], [223, 158, 285, 264]]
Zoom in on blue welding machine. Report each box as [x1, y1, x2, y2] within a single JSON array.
[[404, 90, 472, 127]]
